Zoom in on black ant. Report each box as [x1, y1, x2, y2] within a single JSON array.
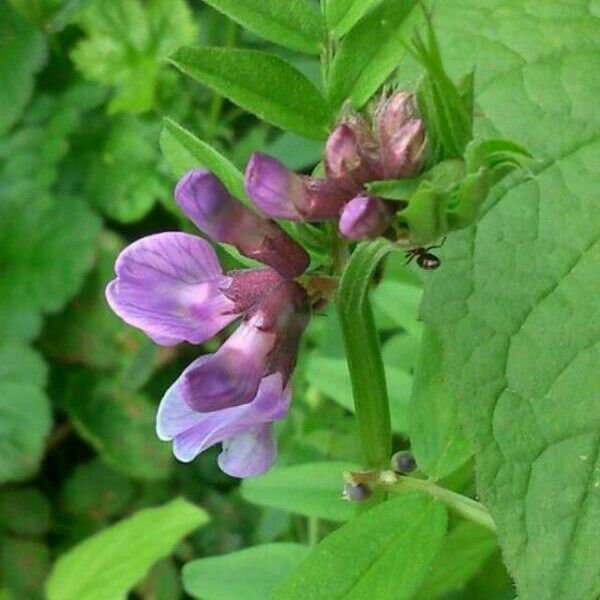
[[405, 238, 446, 270]]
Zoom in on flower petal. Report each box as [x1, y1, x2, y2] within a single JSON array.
[[217, 424, 276, 478], [156, 361, 290, 465], [106, 232, 236, 345], [181, 317, 275, 412]]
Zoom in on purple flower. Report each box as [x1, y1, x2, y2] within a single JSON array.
[[339, 195, 393, 240], [107, 169, 312, 477]]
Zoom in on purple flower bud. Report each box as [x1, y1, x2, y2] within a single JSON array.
[[390, 450, 417, 474], [245, 153, 348, 221], [176, 169, 309, 277], [376, 92, 426, 178], [339, 195, 393, 240], [325, 118, 381, 189]]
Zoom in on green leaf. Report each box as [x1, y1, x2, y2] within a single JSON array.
[[0, 0, 46, 134], [183, 543, 310, 600], [86, 115, 170, 223], [160, 117, 246, 201], [1, 537, 50, 600], [241, 462, 357, 521], [328, 0, 419, 110], [415, 522, 498, 600], [61, 459, 135, 522], [418, 3, 600, 598], [305, 353, 412, 434], [0, 488, 51, 536], [170, 47, 331, 139], [0, 196, 101, 341], [325, 0, 380, 39], [372, 280, 423, 337], [46, 498, 208, 600], [409, 327, 472, 480], [0, 343, 51, 483], [412, 16, 473, 163], [201, 0, 322, 55], [272, 493, 448, 600], [59, 374, 172, 480], [71, 0, 197, 113]]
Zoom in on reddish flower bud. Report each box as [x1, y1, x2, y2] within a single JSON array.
[[376, 92, 426, 178], [338, 195, 393, 240], [325, 116, 381, 190]]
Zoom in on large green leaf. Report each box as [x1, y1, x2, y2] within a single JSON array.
[[201, 0, 322, 55], [0, 0, 46, 133], [0, 343, 51, 483], [272, 493, 448, 600], [170, 47, 331, 139], [415, 522, 498, 600], [183, 543, 310, 600], [417, 2, 600, 598], [46, 498, 208, 600], [72, 0, 197, 113], [241, 462, 357, 522], [328, 0, 419, 110], [409, 327, 472, 479]]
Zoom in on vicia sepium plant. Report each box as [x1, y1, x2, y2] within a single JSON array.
[[107, 17, 529, 483]]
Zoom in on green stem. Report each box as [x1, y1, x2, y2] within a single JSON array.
[[389, 476, 496, 532], [336, 241, 394, 470]]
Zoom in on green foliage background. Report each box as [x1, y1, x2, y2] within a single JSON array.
[[0, 0, 597, 599]]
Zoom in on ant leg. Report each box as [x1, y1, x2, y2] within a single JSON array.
[[425, 236, 447, 252], [404, 249, 417, 265]]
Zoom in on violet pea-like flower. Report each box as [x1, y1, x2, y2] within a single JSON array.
[[106, 169, 310, 477]]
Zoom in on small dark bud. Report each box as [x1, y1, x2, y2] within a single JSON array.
[[343, 482, 372, 502], [391, 450, 417, 474]]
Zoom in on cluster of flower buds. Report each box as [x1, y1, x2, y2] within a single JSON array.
[[107, 170, 310, 477], [106, 88, 427, 478], [245, 90, 426, 240]]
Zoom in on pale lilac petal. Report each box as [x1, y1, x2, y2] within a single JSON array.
[[217, 424, 276, 478], [156, 363, 290, 465], [106, 232, 236, 345], [181, 316, 275, 412]]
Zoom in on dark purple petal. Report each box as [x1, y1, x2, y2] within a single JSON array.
[[156, 364, 290, 470], [180, 315, 276, 412], [176, 169, 309, 277], [246, 153, 348, 221], [339, 195, 393, 240], [217, 424, 276, 477], [106, 233, 236, 345], [244, 153, 303, 219]]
